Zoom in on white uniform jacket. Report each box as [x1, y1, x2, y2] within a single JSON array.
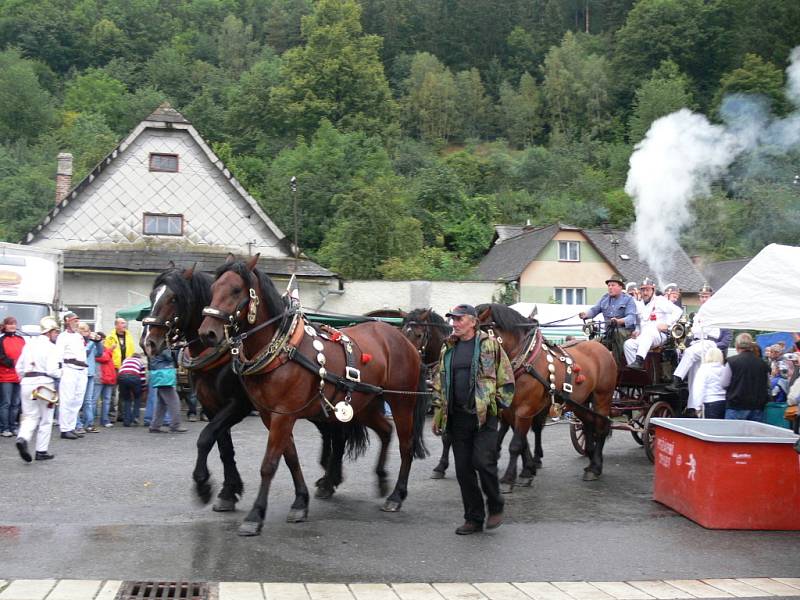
[[16, 335, 62, 387], [636, 295, 683, 335]]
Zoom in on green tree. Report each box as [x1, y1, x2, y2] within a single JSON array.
[[272, 0, 398, 139], [63, 70, 128, 129], [317, 178, 421, 278], [216, 14, 261, 77], [497, 72, 542, 148], [0, 165, 54, 242], [542, 32, 612, 139], [261, 120, 394, 252], [713, 53, 790, 117], [0, 49, 56, 143], [628, 60, 693, 143], [453, 68, 490, 140], [401, 52, 458, 141], [378, 247, 473, 280]]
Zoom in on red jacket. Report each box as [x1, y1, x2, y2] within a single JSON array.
[[95, 347, 117, 385], [0, 333, 25, 383]]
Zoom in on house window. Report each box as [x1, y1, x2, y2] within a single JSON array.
[[143, 213, 183, 236], [554, 288, 586, 305], [149, 153, 179, 172], [69, 306, 97, 331], [558, 240, 580, 261]]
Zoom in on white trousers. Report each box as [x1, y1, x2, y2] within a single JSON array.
[[58, 367, 88, 432], [18, 382, 55, 453], [674, 339, 716, 410], [624, 328, 668, 364]]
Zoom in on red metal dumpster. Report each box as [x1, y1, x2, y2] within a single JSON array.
[[651, 418, 800, 530]]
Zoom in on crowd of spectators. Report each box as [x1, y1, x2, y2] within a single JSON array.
[[5, 313, 197, 463]]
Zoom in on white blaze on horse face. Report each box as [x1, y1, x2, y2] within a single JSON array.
[[144, 284, 167, 348]]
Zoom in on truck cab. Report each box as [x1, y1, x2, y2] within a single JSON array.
[[0, 243, 63, 334]]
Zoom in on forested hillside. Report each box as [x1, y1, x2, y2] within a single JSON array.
[[1, 0, 799, 278]]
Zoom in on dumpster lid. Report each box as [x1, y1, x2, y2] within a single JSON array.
[[651, 418, 800, 444]]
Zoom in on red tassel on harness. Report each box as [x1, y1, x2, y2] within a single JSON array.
[[330, 331, 342, 342], [361, 353, 372, 364], [576, 374, 586, 384]]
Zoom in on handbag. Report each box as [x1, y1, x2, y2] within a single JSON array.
[[785, 405, 798, 421]]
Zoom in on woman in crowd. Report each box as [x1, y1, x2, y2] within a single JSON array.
[[116, 352, 146, 427], [93, 334, 117, 427], [76, 323, 103, 433], [0, 316, 26, 437], [691, 346, 727, 419]]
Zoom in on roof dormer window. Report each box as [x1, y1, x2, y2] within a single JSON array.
[[149, 153, 179, 172], [143, 213, 183, 236]]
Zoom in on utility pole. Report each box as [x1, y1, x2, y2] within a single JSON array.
[[290, 176, 299, 273]]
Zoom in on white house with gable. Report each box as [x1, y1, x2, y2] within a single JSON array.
[[22, 104, 335, 338]]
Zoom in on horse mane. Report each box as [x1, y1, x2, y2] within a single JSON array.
[[152, 268, 214, 323], [404, 308, 447, 328], [475, 303, 533, 332], [214, 260, 286, 320]]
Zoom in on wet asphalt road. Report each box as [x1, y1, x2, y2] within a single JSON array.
[[0, 414, 798, 584]]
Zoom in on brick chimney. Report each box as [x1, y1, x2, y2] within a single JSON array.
[[55, 152, 73, 204]]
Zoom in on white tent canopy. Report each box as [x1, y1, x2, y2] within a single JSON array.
[[695, 244, 800, 332]]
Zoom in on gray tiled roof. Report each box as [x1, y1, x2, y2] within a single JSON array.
[[493, 225, 526, 244], [477, 224, 706, 292], [582, 229, 706, 292], [703, 258, 751, 291], [476, 224, 560, 281], [63, 250, 334, 278], [145, 103, 190, 124]]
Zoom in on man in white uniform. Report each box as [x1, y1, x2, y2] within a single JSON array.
[[56, 311, 89, 440], [624, 277, 683, 370], [15, 317, 62, 462], [668, 284, 731, 412]]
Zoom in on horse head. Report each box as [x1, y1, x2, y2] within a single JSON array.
[[475, 302, 533, 358], [141, 264, 200, 357], [402, 308, 450, 365]]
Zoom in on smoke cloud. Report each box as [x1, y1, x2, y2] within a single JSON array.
[[626, 46, 800, 285]]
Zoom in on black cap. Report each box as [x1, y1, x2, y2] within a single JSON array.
[[446, 304, 478, 318]]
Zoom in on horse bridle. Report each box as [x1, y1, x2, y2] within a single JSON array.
[[142, 301, 183, 348]]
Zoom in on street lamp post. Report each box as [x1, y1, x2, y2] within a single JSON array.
[[290, 176, 298, 272]]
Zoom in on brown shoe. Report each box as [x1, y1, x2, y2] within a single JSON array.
[[486, 512, 504, 530], [455, 521, 483, 535]]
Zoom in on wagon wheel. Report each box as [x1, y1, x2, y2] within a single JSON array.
[[569, 421, 587, 456], [630, 413, 645, 446], [642, 400, 675, 463]]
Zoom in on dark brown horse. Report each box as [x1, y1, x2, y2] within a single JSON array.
[[476, 303, 616, 483], [141, 267, 310, 522], [198, 256, 427, 535]]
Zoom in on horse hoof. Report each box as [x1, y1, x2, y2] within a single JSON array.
[[582, 470, 600, 481], [381, 499, 402, 512], [516, 477, 533, 487], [195, 480, 214, 505], [212, 498, 237, 512], [286, 508, 308, 523], [315, 487, 334, 500], [500, 482, 514, 494], [430, 469, 445, 479], [238, 520, 263, 536]]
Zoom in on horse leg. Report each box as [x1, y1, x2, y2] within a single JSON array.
[[282, 433, 310, 523], [210, 397, 255, 511], [316, 425, 345, 500], [431, 431, 451, 479], [193, 400, 245, 504], [239, 414, 296, 537], [381, 397, 414, 512], [532, 409, 546, 468], [501, 417, 531, 494], [359, 404, 393, 499]]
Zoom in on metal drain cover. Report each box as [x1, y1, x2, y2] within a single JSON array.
[[116, 581, 210, 600]]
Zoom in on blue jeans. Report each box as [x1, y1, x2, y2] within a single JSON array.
[[725, 408, 764, 422], [77, 376, 95, 429], [0, 381, 20, 433], [94, 383, 114, 425]]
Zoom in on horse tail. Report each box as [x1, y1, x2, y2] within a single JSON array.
[[412, 369, 430, 459], [342, 421, 370, 460]]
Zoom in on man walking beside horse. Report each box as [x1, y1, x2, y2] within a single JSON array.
[[432, 304, 515, 535]]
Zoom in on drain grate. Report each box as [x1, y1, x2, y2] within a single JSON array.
[[116, 581, 210, 600]]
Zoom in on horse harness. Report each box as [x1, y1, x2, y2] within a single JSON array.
[[488, 325, 587, 417], [202, 292, 383, 422]]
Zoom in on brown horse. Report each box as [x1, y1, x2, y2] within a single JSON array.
[[140, 266, 310, 522], [476, 303, 616, 483], [198, 256, 427, 536]]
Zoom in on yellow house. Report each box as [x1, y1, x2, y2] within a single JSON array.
[[477, 223, 706, 310]]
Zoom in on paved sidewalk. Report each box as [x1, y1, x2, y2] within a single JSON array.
[[1, 578, 800, 600]]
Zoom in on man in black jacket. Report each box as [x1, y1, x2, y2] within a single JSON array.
[[720, 333, 769, 422]]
